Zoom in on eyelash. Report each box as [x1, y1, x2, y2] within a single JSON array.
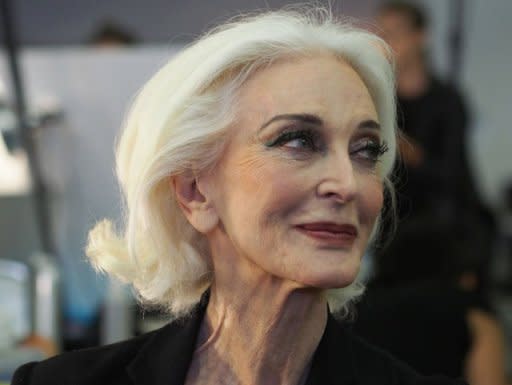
[[267, 129, 320, 151], [352, 140, 389, 163], [267, 129, 389, 163]]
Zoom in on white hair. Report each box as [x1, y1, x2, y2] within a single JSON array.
[[86, 7, 397, 319]]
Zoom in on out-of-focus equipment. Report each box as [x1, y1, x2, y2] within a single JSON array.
[[0, 0, 58, 256], [0, 254, 60, 381]]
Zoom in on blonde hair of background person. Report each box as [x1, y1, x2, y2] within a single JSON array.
[[86, 9, 397, 319]]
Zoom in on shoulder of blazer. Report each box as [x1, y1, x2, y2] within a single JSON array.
[[11, 328, 159, 385], [11, 306, 204, 385]]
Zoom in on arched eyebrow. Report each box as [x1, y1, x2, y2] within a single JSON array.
[[358, 119, 381, 131], [259, 113, 381, 132], [259, 113, 323, 131]]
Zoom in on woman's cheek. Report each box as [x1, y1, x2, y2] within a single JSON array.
[[360, 177, 384, 225], [235, 150, 302, 197]]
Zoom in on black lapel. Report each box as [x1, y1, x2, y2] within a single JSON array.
[[126, 296, 360, 385], [126, 303, 206, 385], [305, 313, 357, 385]]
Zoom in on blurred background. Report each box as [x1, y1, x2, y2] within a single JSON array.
[[0, 0, 510, 383]]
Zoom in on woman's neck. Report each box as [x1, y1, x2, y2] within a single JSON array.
[[185, 276, 327, 385]]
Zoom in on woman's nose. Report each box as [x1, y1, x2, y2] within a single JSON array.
[[316, 155, 357, 203]]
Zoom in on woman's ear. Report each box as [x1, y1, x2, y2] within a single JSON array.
[[171, 172, 219, 234]]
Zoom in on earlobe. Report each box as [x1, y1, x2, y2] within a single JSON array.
[[171, 173, 219, 234]]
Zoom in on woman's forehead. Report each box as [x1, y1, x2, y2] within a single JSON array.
[[234, 55, 377, 128]]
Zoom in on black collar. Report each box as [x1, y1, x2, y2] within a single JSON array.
[[305, 311, 357, 385], [126, 304, 204, 385], [126, 298, 357, 385]]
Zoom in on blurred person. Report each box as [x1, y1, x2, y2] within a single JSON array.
[[88, 21, 138, 47], [373, 0, 494, 288], [353, 3, 507, 385], [13, 8, 464, 385]]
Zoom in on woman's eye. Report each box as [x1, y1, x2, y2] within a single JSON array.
[[352, 139, 389, 163], [267, 129, 319, 151], [284, 136, 314, 149]]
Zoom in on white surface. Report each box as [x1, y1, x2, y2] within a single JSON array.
[[0, 46, 181, 320]]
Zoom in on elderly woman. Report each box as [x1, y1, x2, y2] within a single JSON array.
[[13, 8, 463, 385]]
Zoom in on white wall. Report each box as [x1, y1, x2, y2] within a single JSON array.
[[0, 47, 178, 321]]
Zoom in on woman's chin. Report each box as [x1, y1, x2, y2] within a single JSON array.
[[295, 267, 360, 290]]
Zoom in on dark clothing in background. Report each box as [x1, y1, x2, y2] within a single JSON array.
[[376, 75, 493, 287], [353, 279, 493, 378], [12, 295, 465, 385], [396, 76, 472, 218], [357, 76, 496, 380]]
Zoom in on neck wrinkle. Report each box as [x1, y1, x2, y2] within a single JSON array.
[[190, 282, 327, 385], [194, 301, 225, 354]]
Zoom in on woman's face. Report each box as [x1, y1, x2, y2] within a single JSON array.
[[203, 55, 385, 289]]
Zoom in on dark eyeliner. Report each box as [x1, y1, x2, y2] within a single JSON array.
[[373, 141, 389, 157], [355, 140, 389, 161], [265, 128, 318, 149]]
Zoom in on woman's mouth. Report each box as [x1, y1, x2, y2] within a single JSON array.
[[295, 222, 358, 248]]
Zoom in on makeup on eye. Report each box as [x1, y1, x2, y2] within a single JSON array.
[[265, 127, 322, 151], [260, 113, 387, 162], [350, 138, 389, 163]]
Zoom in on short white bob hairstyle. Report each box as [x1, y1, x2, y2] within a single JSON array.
[[87, 7, 397, 319]]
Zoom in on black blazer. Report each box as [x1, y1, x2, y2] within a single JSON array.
[[12, 301, 465, 385]]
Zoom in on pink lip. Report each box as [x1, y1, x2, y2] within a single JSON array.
[[295, 222, 358, 247]]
